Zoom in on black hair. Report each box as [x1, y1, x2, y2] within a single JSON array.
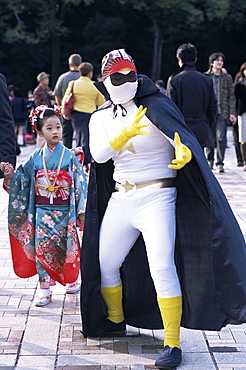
[[208, 52, 225, 70], [36, 108, 63, 132], [155, 79, 165, 88], [13, 86, 23, 97], [176, 43, 197, 63]]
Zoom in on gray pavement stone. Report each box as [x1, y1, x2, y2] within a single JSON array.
[[214, 351, 246, 364], [178, 366, 216, 370], [57, 353, 158, 366], [16, 355, 56, 369], [20, 315, 60, 355], [0, 354, 16, 367], [130, 365, 145, 370], [181, 328, 208, 352]]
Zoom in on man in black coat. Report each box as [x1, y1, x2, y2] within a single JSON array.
[[166, 43, 217, 150], [0, 73, 16, 180]]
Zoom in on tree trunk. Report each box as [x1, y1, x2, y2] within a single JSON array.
[[150, 15, 163, 82], [50, 32, 61, 89]]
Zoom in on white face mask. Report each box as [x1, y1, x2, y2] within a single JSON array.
[[103, 77, 138, 105]]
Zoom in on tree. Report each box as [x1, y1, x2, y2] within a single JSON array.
[[0, 0, 94, 86], [119, 0, 230, 81]]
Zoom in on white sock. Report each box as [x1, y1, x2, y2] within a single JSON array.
[[68, 279, 79, 286], [17, 134, 24, 145], [39, 288, 51, 298]]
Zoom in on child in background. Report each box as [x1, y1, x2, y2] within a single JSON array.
[[11, 86, 28, 147], [1, 105, 87, 307]]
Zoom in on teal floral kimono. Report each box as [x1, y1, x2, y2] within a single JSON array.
[[8, 142, 87, 287]]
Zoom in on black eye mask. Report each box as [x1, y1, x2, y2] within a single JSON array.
[[110, 71, 137, 86]]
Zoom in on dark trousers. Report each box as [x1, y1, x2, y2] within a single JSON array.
[[62, 118, 74, 149], [206, 115, 227, 166], [232, 122, 243, 163], [71, 110, 91, 165]]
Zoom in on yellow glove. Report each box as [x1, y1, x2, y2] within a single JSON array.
[[109, 105, 149, 151], [168, 132, 192, 170]]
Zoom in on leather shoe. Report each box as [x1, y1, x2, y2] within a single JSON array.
[[217, 164, 224, 173], [155, 345, 182, 369], [104, 319, 126, 333], [208, 160, 214, 169]]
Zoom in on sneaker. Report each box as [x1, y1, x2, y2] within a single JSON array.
[[237, 160, 243, 167], [35, 294, 52, 307], [66, 282, 80, 294], [155, 345, 182, 369], [217, 164, 224, 173]]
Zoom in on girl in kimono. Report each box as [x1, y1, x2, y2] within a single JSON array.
[[1, 105, 87, 307]]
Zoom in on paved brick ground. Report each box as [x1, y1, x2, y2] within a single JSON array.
[[0, 128, 245, 370]]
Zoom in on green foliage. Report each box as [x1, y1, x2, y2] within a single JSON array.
[[4, 23, 39, 44], [0, 0, 245, 92], [204, 0, 229, 20], [0, 0, 93, 43]]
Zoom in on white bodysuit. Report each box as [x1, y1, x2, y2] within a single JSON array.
[[89, 100, 182, 298]]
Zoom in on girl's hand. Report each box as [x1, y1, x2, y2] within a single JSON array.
[[1, 162, 14, 192], [3, 163, 14, 179], [0, 162, 7, 172]]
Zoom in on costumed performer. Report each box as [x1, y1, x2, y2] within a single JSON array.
[[80, 49, 246, 369], [2, 105, 87, 307]]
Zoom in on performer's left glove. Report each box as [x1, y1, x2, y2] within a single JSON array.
[[168, 132, 192, 170], [109, 105, 149, 151]]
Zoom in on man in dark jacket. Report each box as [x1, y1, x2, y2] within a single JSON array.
[[166, 43, 217, 151], [81, 49, 246, 370], [0, 73, 16, 180], [205, 52, 237, 172]]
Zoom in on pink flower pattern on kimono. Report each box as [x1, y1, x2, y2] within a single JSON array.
[[12, 221, 34, 246], [36, 226, 48, 239], [59, 227, 67, 238], [11, 199, 19, 209], [36, 238, 65, 274], [18, 230, 30, 245], [9, 223, 17, 234], [42, 213, 56, 228], [52, 210, 63, 218]]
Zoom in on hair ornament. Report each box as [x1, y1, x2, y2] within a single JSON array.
[[29, 105, 47, 132], [53, 105, 62, 115], [29, 105, 62, 132]]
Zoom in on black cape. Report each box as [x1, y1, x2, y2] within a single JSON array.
[[81, 75, 246, 337]]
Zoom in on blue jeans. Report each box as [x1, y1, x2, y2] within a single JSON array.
[[206, 115, 227, 166]]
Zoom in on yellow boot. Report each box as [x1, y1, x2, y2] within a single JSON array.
[[101, 283, 125, 332], [155, 296, 182, 368]]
